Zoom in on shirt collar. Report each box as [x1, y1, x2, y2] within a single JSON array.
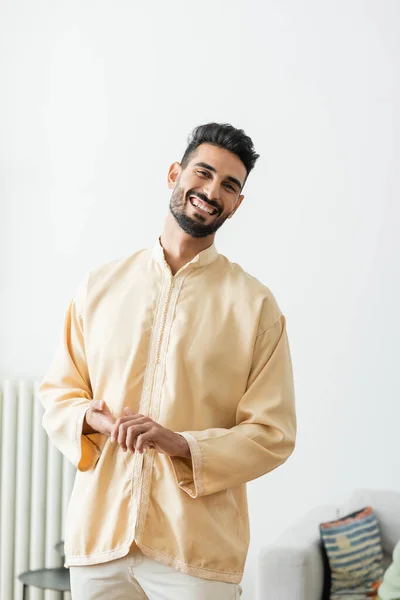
[[152, 238, 219, 270]]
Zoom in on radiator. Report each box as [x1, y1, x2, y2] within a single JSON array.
[[0, 380, 75, 600]]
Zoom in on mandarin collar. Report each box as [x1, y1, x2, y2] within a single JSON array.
[[152, 238, 219, 270]]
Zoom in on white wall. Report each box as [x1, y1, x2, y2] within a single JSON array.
[[1, 1, 399, 597]]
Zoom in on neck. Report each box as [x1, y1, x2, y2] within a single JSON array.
[[160, 213, 215, 275]]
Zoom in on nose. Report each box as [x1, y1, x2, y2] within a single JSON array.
[[203, 179, 220, 202]]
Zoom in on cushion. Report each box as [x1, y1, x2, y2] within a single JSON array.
[[342, 490, 400, 556], [320, 506, 384, 599]]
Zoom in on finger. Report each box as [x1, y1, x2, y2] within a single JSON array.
[[110, 417, 125, 443], [118, 422, 144, 451], [102, 413, 116, 436], [110, 416, 130, 442], [123, 411, 149, 424], [135, 430, 156, 454], [101, 401, 113, 415], [92, 400, 105, 411], [124, 407, 136, 416], [125, 426, 135, 453], [118, 421, 129, 451], [110, 422, 117, 443], [136, 437, 152, 453], [110, 415, 149, 443], [125, 423, 151, 453], [117, 415, 148, 424]]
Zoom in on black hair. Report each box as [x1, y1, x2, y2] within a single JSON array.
[[180, 122, 260, 183]]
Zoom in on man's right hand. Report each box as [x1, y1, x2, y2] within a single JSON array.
[[83, 400, 115, 437]]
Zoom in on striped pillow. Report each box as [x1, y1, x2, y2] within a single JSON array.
[[320, 506, 383, 599]]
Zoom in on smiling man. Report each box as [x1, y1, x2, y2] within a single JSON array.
[[169, 144, 245, 239], [40, 123, 296, 600]]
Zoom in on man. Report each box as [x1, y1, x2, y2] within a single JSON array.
[[40, 122, 296, 599]]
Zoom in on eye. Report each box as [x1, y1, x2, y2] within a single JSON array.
[[224, 182, 236, 192], [197, 169, 210, 178]]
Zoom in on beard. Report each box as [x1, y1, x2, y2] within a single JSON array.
[[169, 185, 228, 238]]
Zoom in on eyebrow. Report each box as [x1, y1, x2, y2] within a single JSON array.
[[194, 162, 243, 191]]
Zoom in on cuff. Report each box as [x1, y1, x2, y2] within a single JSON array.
[[76, 408, 102, 471], [169, 432, 204, 498]]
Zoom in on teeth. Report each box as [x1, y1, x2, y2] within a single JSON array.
[[190, 197, 215, 215]]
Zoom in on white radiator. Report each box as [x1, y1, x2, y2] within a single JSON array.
[[0, 380, 75, 600]]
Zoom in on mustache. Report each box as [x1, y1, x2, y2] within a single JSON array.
[[186, 190, 222, 215]]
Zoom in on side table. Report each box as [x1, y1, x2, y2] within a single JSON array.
[[18, 540, 70, 599], [18, 567, 70, 599]]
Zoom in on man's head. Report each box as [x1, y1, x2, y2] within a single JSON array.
[[168, 123, 259, 239]]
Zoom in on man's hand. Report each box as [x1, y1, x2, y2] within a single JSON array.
[[110, 408, 191, 458], [83, 400, 115, 437]]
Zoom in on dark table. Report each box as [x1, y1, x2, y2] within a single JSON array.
[[18, 541, 70, 599]]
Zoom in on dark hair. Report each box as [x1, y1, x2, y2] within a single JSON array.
[[180, 122, 260, 183]]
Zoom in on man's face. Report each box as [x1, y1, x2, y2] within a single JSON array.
[[168, 143, 246, 238]]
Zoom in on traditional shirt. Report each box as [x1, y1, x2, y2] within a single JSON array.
[[378, 540, 400, 600], [39, 241, 296, 583]]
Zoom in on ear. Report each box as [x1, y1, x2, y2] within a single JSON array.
[[167, 161, 182, 189], [228, 194, 244, 219]]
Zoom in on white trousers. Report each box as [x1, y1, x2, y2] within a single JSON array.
[[70, 549, 242, 600]]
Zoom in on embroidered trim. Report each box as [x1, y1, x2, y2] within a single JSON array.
[[135, 271, 189, 541], [130, 269, 167, 544], [65, 543, 243, 584], [178, 432, 204, 497], [151, 239, 219, 268], [139, 542, 243, 584], [65, 543, 131, 566]]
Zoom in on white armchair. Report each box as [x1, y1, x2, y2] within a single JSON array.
[[257, 489, 400, 600]]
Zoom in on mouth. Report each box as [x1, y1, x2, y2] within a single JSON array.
[[188, 195, 218, 216]]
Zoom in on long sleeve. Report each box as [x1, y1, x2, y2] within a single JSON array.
[[170, 314, 296, 497], [39, 280, 103, 471]]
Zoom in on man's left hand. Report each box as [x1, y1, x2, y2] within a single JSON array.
[[110, 408, 191, 458]]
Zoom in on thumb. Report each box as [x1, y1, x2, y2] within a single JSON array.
[[124, 406, 135, 416], [92, 400, 105, 411]]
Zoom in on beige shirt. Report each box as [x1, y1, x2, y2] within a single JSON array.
[[39, 241, 296, 583]]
